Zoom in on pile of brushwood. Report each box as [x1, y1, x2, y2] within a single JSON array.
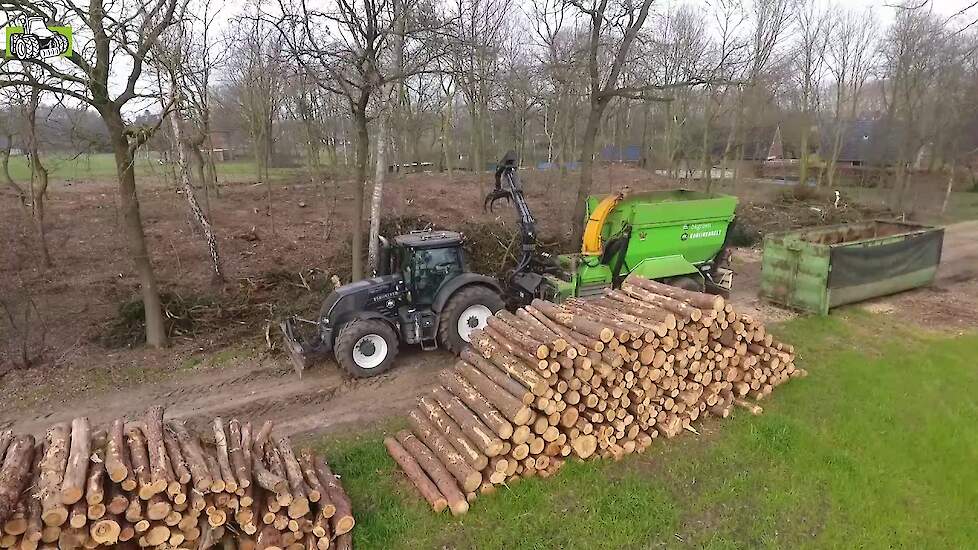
[[0, 408, 354, 549], [385, 275, 804, 514]]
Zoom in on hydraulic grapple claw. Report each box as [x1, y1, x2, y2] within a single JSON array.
[[484, 188, 512, 212], [280, 317, 314, 378]]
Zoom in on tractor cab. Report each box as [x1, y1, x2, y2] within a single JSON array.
[[383, 231, 466, 305]]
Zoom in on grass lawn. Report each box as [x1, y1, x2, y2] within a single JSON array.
[[314, 311, 978, 549], [5, 152, 303, 184]]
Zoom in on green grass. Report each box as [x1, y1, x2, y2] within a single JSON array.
[[941, 189, 978, 223], [5, 152, 303, 184], [6, 152, 145, 180], [314, 312, 978, 549]]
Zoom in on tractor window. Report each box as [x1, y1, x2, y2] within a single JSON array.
[[412, 247, 462, 304]]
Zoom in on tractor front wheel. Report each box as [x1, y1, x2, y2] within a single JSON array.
[[333, 319, 399, 378], [11, 34, 40, 60], [438, 286, 505, 353]]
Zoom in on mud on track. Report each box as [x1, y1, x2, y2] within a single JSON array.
[[0, 347, 452, 438]]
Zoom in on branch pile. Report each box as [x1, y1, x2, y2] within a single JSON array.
[[386, 275, 805, 513], [0, 409, 354, 550]]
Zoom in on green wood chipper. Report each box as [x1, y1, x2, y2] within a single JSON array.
[[486, 152, 740, 303]]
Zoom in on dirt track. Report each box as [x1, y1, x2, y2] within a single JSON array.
[[937, 220, 978, 282], [3, 221, 976, 439]]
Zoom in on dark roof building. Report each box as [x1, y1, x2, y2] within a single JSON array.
[[822, 118, 900, 166]]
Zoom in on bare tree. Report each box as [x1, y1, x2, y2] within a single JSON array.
[[156, 1, 225, 284], [0, 110, 26, 204], [823, 5, 879, 188], [1, 0, 184, 347], [368, 0, 407, 275], [646, 5, 711, 177], [881, 5, 947, 210], [228, 10, 285, 229], [531, 0, 587, 179], [701, 0, 747, 191], [497, 51, 538, 165], [723, 0, 792, 185], [450, 0, 512, 181], [275, 0, 445, 281], [791, 0, 828, 187], [178, 0, 224, 209], [19, 83, 53, 267], [544, 0, 720, 242]]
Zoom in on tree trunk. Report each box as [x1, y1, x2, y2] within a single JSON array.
[[1, 136, 25, 204], [383, 437, 447, 513], [470, 102, 483, 179], [799, 115, 809, 187], [367, 112, 389, 275], [60, 417, 91, 506], [202, 123, 220, 198], [407, 410, 482, 492], [29, 153, 52, 268], [394, 431, 467, 515], [102, 107, 167, 348], [664, 101, 674, 178], [572, 101, 607, 245], [38, 423, 69, 527], [25, 93, 52, 268], [0, 435, 35, 524], [188, 142, 210, 214], [169, 94, 224, 284], [639, 101, 650, 169], [941, 163, 955, 216], [417, 396, 488, 471], [350, 100, 370, 281], [826, 123, 845, 189]]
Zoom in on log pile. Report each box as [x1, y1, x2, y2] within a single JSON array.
[[387, 275, 805, 513], [0, 409, 355, 549]]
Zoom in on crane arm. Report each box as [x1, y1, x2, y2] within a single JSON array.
[[485, 151, 537, 276]]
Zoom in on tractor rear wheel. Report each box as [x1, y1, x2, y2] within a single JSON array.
[[333, 319, 399, 378], [438, 286, 505, 353]]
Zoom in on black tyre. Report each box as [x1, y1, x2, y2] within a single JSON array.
[[333, 319, 399, 378], [12, 35, 40, 59], [666, 275, 705, 293], [437, 285, 505, 353]]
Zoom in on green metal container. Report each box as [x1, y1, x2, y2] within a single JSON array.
[[760, 221, 944, 314]]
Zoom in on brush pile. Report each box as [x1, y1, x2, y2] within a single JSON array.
[[0, 409, 354, 549], [386, 274, 805, 514]]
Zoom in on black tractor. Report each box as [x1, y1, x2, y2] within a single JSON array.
[[281, 230, 505, 377]]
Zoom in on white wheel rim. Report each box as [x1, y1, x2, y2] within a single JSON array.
[[457, 304, 492, 343], [352, 334, 388, 369]]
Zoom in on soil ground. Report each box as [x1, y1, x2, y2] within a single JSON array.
[[2, 166, 976, 438]]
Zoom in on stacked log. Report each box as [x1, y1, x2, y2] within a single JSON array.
[[0, 409, 355, 550], [387, 275, 803, 513]]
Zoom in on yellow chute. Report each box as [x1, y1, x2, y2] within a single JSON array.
[[581, 194, 621, 255]]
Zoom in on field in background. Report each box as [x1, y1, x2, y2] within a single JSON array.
[[4, 152, 302, 183], [9, 151, 977, 224], [317, 311, 978, 549]]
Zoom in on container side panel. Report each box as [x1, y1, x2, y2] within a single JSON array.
[[760, 237, 831, 314], [828, 229, 944, 289], [829, 266, 940, 307]]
